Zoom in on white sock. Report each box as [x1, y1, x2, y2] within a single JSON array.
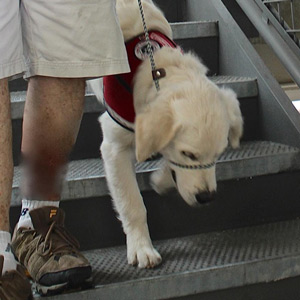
[[17, 199, 60, 229], [0, 231, 17, 274]]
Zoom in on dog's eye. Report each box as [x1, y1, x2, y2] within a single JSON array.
[[181, 151, 198, 161]]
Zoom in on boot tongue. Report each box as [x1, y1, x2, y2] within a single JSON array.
[[29, 206, 65, 236]]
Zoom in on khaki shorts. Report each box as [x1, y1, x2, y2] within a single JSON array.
[[0, 0, 129, 80], [0, 0, 25, 79]]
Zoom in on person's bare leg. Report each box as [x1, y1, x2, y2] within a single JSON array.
[[21, 76, 85, 201], [0, 79, 13, 232], [0, 78, 17, 274], [12, 76, 92, 294]]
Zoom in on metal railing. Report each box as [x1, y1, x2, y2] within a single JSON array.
[[262, 0, 300, 46], [236, 0, 300, 87]]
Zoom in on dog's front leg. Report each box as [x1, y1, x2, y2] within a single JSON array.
[[100, 118, 162, 268]]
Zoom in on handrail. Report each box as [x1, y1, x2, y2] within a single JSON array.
[[262, 0, 299, 46], [236, 0, 300, 87]]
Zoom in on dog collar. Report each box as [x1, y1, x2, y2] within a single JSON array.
[[168, 160, 216, 170]]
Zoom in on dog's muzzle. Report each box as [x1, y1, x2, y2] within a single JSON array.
[[170, 160, 216, 206]]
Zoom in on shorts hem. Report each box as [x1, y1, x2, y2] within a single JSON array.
[[0, 59, 25, 80], [24, 60, 130, 79]]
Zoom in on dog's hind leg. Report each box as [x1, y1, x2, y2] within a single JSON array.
[[100, 114, 162, 268]]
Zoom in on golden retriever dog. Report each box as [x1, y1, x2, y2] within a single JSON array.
[[89, 0, 243, 268]]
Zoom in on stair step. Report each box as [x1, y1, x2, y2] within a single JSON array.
[[210, 75, 258, 98], [11, 141, 300, 206], [10, 91, 103, 120], [10, 76, 257, 120], [10, 75, 258, 166], [171, 21, 218, 39], [38, 218, 300, 299], [171, 21, 219, 75]]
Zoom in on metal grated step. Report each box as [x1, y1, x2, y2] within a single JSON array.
[[210, 75, 258, 98], [171, 21, 219, 39], [9, 76, 257, 120], [216, 140, 300, 180], [10, 91, 103, 120], [11, 141, 300, 206], [38, 218, 300, 299]]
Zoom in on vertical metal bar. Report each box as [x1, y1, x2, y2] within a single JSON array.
[[290, 0, 295, 29], [289, 0, 297, 43]]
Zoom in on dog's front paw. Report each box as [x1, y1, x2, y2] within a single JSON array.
[[127, 244, 162, 269], [127, 232, 162, 268], [151, 166, 175, 195]]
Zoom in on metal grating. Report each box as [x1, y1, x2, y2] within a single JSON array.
[[10, 77, 257, 120], [88, 218, 300, 283], [40, 218, 300, 299], [219, 140, 299, 161], [210, 75, 255, 84], [210, 76, 258, 98], [66, 142, 299, 181], [171, 21, 219, 39], [10, 91, 104, 120], [216, 141, 300, 180], [11, 141, 300, 206]]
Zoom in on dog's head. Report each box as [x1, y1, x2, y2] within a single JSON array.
[[135, 80, 243, 207]]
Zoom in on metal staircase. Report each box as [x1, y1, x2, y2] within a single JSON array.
[[9, 0, 300, 299]]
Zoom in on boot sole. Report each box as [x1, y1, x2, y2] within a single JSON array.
[[35, 266, 92, 296]]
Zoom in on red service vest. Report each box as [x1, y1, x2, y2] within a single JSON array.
[[103, 31, 179, 131]]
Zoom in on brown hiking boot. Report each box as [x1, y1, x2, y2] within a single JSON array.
[[0, 255, 33, 300], [11, 206, 92, 296]]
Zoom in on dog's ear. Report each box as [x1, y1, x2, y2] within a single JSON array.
[[135, 101, 178, 162], [221, 88, 243, 148]]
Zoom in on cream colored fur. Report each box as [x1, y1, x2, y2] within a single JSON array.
[[89, 0, 243, 268]]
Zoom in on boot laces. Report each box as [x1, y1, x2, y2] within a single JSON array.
[[33, 221, 80, 256]]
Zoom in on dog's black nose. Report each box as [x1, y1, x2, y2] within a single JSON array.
[[195, 191, 215, 205]]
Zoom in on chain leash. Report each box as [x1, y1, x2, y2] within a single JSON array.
[[137, 0, 161, 91]]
